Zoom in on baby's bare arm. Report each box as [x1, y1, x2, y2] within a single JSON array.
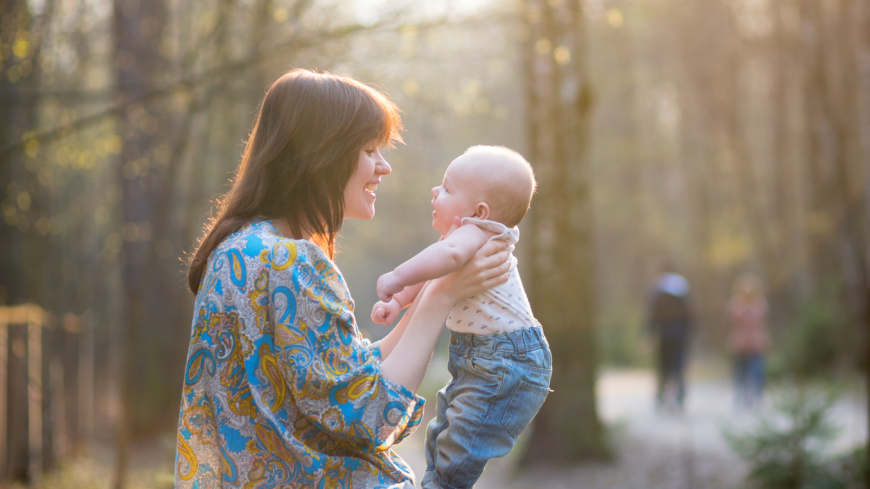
[[392, 282, 426, 308], [390, 225, 491, 289]]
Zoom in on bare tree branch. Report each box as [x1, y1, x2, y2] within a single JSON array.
[[0, 13, 511, 161]]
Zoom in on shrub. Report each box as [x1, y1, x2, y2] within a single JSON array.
[[768, 296, 843, 382], [723, 387, 866, 489]]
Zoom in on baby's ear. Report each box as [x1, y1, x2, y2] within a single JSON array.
[[473, 202, 491, 220]]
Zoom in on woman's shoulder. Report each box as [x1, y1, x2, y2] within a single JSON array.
[[205, 219, 352, 313], [238, 221, 349, 292], [215, 219, 331, 265]]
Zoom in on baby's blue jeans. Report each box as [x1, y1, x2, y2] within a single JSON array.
[[421, 327, 552, 489]]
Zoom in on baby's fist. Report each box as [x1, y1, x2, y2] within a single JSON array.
[[376, 272, 404, 302], [371, 300, 400, 326]]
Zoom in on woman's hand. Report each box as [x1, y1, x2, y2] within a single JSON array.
[[428, 238, 511, 304], [378, 222, 509, 393]]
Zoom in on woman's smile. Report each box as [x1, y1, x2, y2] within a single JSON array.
[[345, 146, 390, 220]]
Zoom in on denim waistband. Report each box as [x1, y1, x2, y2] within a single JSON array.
[[449, 326, 548, 354]]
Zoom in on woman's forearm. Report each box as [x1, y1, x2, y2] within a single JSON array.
[[374, 304, 412, 361], [393, 282, 425, 309], [379, 237, 511, 392], [379, 287, 453, 392], [376, 282, 431, 360]]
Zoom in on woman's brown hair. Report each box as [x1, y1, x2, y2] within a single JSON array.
[[187, 69, 403, 293]]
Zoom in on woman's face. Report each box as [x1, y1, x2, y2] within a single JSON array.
[[344, 143, 391, 220]]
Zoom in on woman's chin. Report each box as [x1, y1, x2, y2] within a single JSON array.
[[352, 206, 376, 220]]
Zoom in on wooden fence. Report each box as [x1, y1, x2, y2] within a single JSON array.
[[0, 304, 94, 485]]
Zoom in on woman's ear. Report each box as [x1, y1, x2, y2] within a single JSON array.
[[473, 202, 490, 220]]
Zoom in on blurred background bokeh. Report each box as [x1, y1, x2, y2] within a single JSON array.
[[1, 0, 869, 487]]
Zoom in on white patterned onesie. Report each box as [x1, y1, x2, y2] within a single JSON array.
[[445, 217, 537, 335]]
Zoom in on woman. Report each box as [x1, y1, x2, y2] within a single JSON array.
[[726, 273, 769, 410], [176, 70, 510, 488]]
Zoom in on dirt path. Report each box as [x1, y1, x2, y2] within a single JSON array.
[[9, 368, 864, 488], [394, 368, 868, 489]]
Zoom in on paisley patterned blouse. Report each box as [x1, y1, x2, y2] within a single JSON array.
[[176, 220, 425, 488]]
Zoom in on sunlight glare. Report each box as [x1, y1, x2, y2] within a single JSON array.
[[606, 8, 623, 28], [402, 78, 420, 97], [554, 46, 570, 65], [272, 7, 289, 22], [353, 0, 388, 27], [462, 79, 482, 97]]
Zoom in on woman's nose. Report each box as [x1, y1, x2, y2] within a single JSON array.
[[376, 158, 391, 175]]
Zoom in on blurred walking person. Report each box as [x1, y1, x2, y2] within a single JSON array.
[[726, 273, 769, 410], [648, 264, 693, 412]]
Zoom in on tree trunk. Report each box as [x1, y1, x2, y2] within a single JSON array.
[[111, 0, 167, 485], [861, 1, 870, 482], [767, 0, 799, 331], [0, 0, 38, 308], [519, 0, 607, 465]]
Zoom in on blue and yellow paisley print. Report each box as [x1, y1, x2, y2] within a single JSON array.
[[176, 220, 425, 488]]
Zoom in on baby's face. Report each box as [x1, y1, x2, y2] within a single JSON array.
[[430, 156, 486, 236]]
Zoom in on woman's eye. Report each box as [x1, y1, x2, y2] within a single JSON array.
[[365, 149, 376, 156]]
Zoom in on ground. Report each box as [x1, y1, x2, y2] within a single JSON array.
[[4, 365, 866, 488], [393, 363, 868, 489]]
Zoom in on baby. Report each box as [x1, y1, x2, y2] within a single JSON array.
[[371, 145, 552, 489]]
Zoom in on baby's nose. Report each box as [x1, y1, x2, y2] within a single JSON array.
[[431, 187, 438, 197]]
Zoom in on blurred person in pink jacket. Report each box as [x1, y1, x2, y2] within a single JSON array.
[[726, 273, 770, 410]]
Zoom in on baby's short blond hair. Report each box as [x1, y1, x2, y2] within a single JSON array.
[[463, 145, 537, 228]]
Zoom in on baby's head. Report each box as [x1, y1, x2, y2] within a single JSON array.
[[431, 145, 536, 235]]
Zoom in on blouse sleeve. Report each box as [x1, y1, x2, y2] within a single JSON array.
[[267, 240, 425, 452]]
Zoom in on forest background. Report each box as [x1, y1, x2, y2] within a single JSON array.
[[0, 0, 869, 487]]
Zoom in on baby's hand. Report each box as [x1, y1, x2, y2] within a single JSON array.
[[376, 272, 404, 302], [371, 300, 401, 326]]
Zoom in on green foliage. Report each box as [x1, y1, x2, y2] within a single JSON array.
[[826, 446, 869, 489], [598, 304, 651, 368], [769, 294, 845, 381], [723, 388, 867, 489]]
